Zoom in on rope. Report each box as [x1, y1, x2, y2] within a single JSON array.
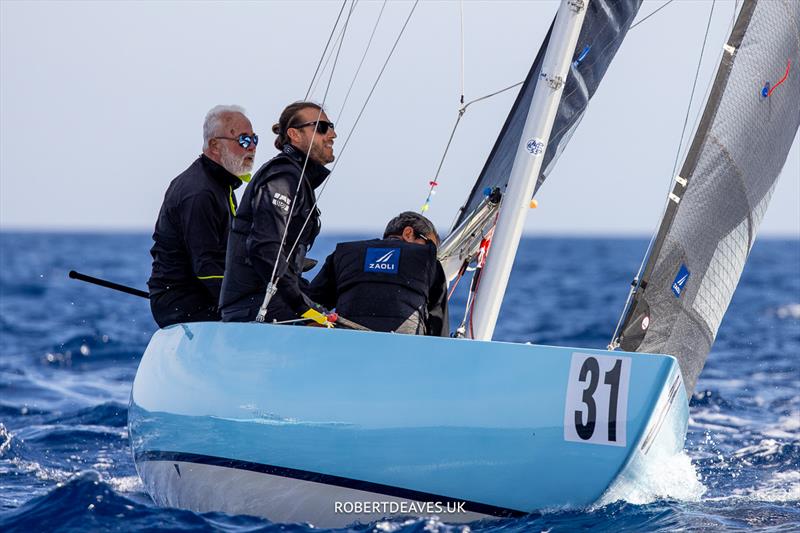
[[610, 0, 717, 346], [337, 0, 388, 124], [305, 0, 348, 100], [280, 0, 420, 279]]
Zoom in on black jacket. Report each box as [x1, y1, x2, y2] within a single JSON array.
[[307, 238, 449, 336], [148, 155, 242, 322], [220, 145, 328, 322]]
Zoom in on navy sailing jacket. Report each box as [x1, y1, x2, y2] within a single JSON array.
[[307, 238, 450, 336], [148, 155, 241, 304], [220, 145, 328, 322]]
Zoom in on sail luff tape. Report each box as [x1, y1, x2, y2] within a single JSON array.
[[675, 175, 688, 187], [669, 192, 681, 204], [723, 44, 736, 55]]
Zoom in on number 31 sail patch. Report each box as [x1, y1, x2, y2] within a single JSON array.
[[564, 353, 631, 447]]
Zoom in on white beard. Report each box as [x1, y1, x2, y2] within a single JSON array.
[[219, 145, 253, 177]]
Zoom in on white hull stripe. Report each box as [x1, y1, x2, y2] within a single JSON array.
[[136, 450, 528, 518]]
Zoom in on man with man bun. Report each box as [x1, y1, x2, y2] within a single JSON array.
[[148, 105, 257, 328], [220, 101, 336, 323]]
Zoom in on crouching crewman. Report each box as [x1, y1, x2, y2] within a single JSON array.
[[307, 212, 449, 336]]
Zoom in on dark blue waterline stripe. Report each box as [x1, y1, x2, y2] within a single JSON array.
[[136, 450, 529, 518]]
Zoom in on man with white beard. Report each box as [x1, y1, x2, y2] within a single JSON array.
[[148, 105, 257, 328]]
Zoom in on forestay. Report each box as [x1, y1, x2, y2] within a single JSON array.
[[614, 0, 800, 396], [447, 0, 642, 235]]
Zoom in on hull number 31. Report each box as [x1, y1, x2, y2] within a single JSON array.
[[564, 353, 631, 446]]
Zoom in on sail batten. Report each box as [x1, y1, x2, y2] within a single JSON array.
[[615, 0, 800, 397]]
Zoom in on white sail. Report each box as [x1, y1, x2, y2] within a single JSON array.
[[613, 0, 800, 395]]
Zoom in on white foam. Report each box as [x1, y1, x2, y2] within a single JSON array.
[[0, 424, 11, 456], [764, 411, 800, 439], [733, 438, 784, 464], [10, 458, 74, 484], [598, 450, 706, 506], [107, 475, 143, 493], [775, 303, 800, 319], [732, 471, 800, 502]]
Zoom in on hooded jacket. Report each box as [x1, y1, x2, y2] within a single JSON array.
[[220, 145, 328, 322]]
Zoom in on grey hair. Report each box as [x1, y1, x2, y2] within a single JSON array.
[[383, 211, 440, 244], [203, 104, 247, 150]]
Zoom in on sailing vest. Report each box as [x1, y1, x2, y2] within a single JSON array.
[[316, 238, 439, 334]]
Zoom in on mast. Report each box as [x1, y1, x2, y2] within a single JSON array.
[[470, 0, 589, 341]]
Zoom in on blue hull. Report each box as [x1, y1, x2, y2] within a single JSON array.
[[129, 323, 687, 525]]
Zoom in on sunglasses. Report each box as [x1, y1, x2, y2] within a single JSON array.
[[290, 120, 335, 135], [215, 134, 259, 149], [415, 232, 436, 247]]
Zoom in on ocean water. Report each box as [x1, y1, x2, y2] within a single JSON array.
[[0, 231, 798, 532]]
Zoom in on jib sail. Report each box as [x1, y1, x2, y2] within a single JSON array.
[[440, 0, 642, 278], [613, 0, 800, 396]]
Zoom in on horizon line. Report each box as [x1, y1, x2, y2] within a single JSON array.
[[1, 225, 799, 240]]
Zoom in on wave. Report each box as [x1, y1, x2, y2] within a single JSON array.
[[0, 281, 48, 298], [0, 471, 292, 533], [689, 389, 735, 410], [732, 439, 800, 469], [16, 425, 127, 448], [44, 402, 128, 428], [43, 333, 144, 367], [730, 470, 800, 503], [0, 403, 50, 419]]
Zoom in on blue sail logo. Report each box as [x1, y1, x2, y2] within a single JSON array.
[[672, 264, 691, 297]]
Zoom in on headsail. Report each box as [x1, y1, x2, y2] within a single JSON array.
[[613, 0, 800, 396], [440, 0, 642, 279]]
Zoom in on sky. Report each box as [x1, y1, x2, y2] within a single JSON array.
[[1, 0, 798, 237]]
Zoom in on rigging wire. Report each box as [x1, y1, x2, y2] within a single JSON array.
[[281, 0, 420, 274], [629, 0, 676, 30], [420, 0, 469, 214], [260, 0, 357, 314], [337, 0, 388, 124], [306, 0, 349, 100], [425, 0, 681, 216], [609, 0, 718, 347], [459, 0, 465, 105], [320, 2, 355, 105], [422, 79, 525, 215], [309, 1, 360, 100], [670, 0, 717, 179]]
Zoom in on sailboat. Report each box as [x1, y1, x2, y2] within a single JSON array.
[[128, 0, 799, 526]]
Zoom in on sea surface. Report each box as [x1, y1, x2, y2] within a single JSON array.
[[0, 232, 798, 532]]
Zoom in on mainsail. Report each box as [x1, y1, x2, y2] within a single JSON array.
[[440, 0, 642, 278], [614, 0, 800, 396]]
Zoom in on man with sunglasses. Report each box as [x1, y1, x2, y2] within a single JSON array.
[[220, 101, 336, 324], [148, 105, 257, 328], [306, 212, 449, 336]]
